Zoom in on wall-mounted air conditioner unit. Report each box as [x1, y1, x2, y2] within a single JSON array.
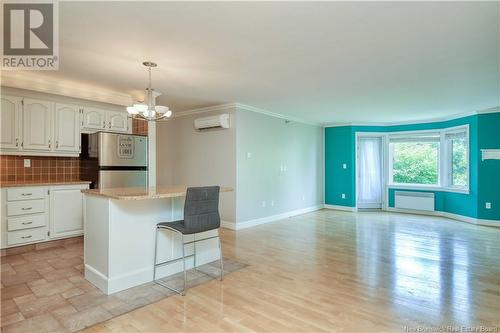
[[194, 114, 230, 130]]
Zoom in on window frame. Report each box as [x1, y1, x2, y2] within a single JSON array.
[[443, 125, 470, 191], [386, 125, 469, 194]]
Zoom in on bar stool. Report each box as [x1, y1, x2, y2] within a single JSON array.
[[153, 186, 223, 296]]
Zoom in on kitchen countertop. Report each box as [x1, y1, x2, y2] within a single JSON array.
[[0, 181, 92, 188], [81, 185, 233, 200]]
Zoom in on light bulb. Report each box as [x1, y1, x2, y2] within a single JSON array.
[[127, 106, 139, 115]]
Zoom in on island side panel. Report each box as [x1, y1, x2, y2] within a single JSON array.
[[106, 197, 220, 294], [107, 197, 176, 293], [84, 195, 110, 293]]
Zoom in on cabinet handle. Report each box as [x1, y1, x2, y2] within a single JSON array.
[[108, 121, 111, 128], [56, 141, 59, 149], [22, 221, 33, 225], [103, 121, 106, 128], [21, 235, 32, 239], [21, 193, 32, 196], [21, 207, 32, 211], [15, 138, 19, 147], [48, 139, 51, 148]]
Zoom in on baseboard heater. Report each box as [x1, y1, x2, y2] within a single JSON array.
[[394, 191, 435, 212]]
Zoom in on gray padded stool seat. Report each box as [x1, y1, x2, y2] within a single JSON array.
[[153, 186, 223, 296]]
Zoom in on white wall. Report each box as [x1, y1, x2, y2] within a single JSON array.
[[156, 105, 324, 227], [235, 108, 324, 223], [156, 108, 237, 222]]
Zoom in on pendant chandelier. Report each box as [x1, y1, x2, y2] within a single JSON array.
[[127, 61, 172, 121]]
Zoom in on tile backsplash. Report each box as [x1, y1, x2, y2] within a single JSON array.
[[0, 155, 80, 183], [132, 118, 148, 136]]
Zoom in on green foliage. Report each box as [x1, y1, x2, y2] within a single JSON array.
[[392, 142, 438, 184], [452, 138, 467, 186]]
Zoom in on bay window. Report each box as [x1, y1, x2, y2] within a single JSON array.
[[388, 125, 469, 192]]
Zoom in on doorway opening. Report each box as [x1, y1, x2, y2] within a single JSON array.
[[356, 135, 384, 209]]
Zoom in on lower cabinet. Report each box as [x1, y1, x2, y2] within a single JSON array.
[[49, 186, 84, 239], [0, 183, 89, 249]]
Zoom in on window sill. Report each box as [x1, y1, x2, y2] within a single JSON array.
[[387, 184, 470, 194]]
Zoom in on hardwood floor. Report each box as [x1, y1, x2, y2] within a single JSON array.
[[81, 209, 499, 332]]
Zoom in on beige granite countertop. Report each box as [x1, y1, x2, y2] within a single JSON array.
[[81, 185, 233, 200], [0, 181, 92, 188]]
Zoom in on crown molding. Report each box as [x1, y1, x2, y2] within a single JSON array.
[[175, 102, 322, 126], [235, 103, 321, 126], [323, 106, 500, 128], [1, 72, 133, 106], [172, 103, 238, 118]]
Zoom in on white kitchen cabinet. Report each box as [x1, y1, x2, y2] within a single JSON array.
[[49, 185, 85, 239], [82, 107, 106, 130], [54, 103, 81, 153], [22, 98, 53, 151], [0, 95, 22, 151], [1, 184, 89, 249], [107, 111, 129, 132], [82, 107, 130, 133], [0, 186, 49, 248]]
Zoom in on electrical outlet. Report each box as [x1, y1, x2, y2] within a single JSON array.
[[246, 152, 253, 159], [23, 159, 31, 167], [341, 193, 346, 199], [342, 163, 347, 169], [485, 202, 492, 209], [261, 201, 266, 208]]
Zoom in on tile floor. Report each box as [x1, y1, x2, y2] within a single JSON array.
[[1, 241, 245, 333]]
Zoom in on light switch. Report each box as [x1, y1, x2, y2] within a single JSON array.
[[23, 159, 31, 167], [485, 202, 492, 209], [247, 152, 253, 159], [342, 163, 347, 169], [341, 193, 346, 199]]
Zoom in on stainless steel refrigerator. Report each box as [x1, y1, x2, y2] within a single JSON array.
[[80, 132, 148, 188]]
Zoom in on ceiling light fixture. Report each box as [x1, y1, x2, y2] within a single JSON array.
[[127, 61, 172, 121]]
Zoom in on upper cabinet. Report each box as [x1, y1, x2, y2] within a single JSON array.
[[82, 107, 106, 130], [107, 111, 129, 132], [23, 99, 53, 151], [81, 107, 130, 133], [54, 103, 81, 153], [0, 94, 130, 157], [0, 96, 22, 151]]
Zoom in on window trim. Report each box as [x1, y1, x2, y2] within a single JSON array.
[[386, 125, 470, 194]]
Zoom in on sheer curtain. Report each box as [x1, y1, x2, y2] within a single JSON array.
[[358, 137, 382, 208]]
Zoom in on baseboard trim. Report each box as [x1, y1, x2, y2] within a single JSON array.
[[84, 264, 109, 294], [323, 204, 358, 212], [385, 207, 499, 227], [222, 205, 323, 231]]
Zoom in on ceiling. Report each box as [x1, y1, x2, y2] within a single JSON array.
[[3, 1, 499, 124]]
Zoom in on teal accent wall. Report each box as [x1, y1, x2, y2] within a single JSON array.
[[477, 113, 500, 220], [324, 112, 500, 221]]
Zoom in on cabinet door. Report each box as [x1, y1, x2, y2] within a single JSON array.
[[82, 107, 106, 130], [49, 188, 83, 239], [55, 103, 80, 153], [0, 95, 21, 150], [22, 98, 53, 151], [107, 111, 129, 132]]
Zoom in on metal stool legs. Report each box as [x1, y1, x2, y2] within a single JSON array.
[[154, 227, 224, 296], [153, 226, 187, 296], [193, 228, 224, 281]]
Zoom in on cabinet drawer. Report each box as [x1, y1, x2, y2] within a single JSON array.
[[7, 188, 46, 201], [7, 214, 46, 231], [7, 199, 46, 216], [7, 228, 46, 246]]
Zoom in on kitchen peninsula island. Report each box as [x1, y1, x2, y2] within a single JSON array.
[[82, 186, 232, 294]]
